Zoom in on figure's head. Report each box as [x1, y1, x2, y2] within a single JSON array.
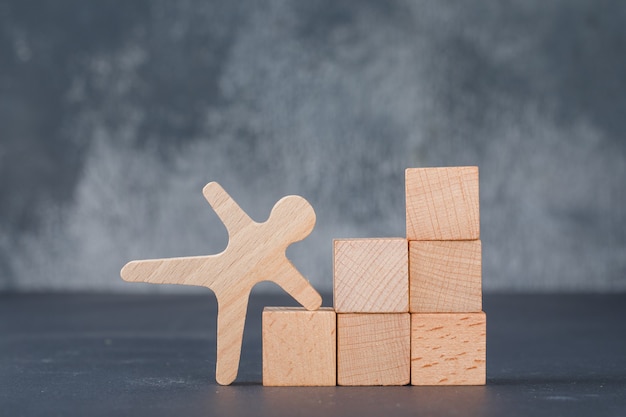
[[268, 195, 316, 243]]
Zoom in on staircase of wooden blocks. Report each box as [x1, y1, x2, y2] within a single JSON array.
[[262, 166, 485, 386]]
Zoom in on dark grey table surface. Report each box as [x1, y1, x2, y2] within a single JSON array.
[[1, 293, 625, 417]]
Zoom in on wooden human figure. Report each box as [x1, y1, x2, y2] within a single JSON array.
[[121, 182, 322, 385]]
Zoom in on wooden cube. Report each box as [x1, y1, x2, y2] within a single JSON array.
[[337, 313, 410, 386], [411, 312, 486, 385], [405, 167, 480, 240], [334, 238, 408, 313], [262, 307, 336, 386], [409, 240, 482, 313]]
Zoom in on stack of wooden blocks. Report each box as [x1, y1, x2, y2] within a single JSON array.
[[262, 166, 485, 386]]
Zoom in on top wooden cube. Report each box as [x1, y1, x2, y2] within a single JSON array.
[[405, 167, 480, 241]]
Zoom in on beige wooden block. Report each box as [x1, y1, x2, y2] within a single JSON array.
[[121, 182, 322, 385], [405, 166, 480, 240], [263, 307, 336, 386], [334, 238, 408, 313], [411, 312, 486, 385], [409, 240, 482, 313], [337, 313, 410, 386]]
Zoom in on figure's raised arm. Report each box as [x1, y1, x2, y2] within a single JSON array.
[[202, 182, 254, 236]]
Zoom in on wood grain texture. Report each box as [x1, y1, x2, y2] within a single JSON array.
[[337, 313, 410, 386], [409, 240, 482, 313], [411, 312, 486, 385], [120, 182, 322, 385], [262, 307, 336, 386], [405, 167, 480, 240], [334, 238, 408, 313]]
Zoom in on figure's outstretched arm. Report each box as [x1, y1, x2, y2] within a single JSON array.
[[203, 182, 254, 237], [272, 260, 322, 311]]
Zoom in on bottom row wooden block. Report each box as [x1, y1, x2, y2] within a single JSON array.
[[262, 307, 336, 386], [262, 308, 485, 386], [338, 313, 410, 386], [411, 312, 486, 385]]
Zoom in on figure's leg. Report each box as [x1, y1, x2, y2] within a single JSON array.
[[121, 256, 217, 286], [215, 292, 250, 385]]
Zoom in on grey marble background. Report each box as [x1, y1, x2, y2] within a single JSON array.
[[1, 1, 625, 293]]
